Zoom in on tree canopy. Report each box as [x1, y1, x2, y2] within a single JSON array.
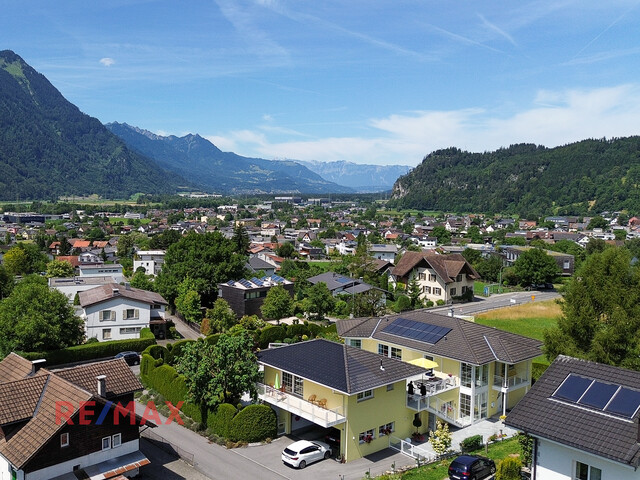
[[0, 276, 84, 355], [260, 285, 293, 321], [513, 248, 560, 286], [544, 247, 640, 369], [46, 259, 75, 278]]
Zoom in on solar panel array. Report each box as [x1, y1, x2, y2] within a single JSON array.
[[238, 279, 253, 288], [552, 374, 640, 419], [271, 275, 286, 283], [251, 277, 264, 286], [382, 317, 451, 344]]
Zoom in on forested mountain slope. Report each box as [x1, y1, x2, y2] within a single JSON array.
[[390, 138, 640, 216]]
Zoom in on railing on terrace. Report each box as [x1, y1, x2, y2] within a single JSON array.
[[493, 375, 529, 389], [257, 383, 346, 427], [389, 435, 436, 463], [407, 394, 473, 428]]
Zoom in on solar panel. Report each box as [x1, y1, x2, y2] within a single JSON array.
[[553, 374, 593, 402], [238, 279, 253, 288], [381, 317, 451, 344], [605, 387, 640, 418], [251, 277, 263, 286], [271, 275, 285, 283], [579, 381, 620, 409]]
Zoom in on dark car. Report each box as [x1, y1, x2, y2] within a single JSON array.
[[115, 351, 140, 366], [448, 455, 496, 480]]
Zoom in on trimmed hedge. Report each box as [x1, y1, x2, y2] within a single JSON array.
[[258, 326, 286, 348], [205, 333, 221, 346], [207, 403, 237, 438], [169, 339, 196, 363], [460, 434, 483, 452], [229, 404, 277, 442], [20, 328, 156, 366]]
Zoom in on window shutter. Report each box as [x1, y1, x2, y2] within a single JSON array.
[[134, 309, 139, 318], [122, 309, 127, 319], [111, 311, 116, 321]]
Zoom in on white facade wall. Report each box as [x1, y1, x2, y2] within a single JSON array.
[[78, 265, 124, 283], [84, 296, 162, 341], [133, 251, 165, 276], [535, 437, 639, 480], [371, 250, 396, 263], [415, 267, 474, 303]]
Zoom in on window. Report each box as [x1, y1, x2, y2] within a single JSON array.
[[60, 432, 69, 447], [564, 260, 571, 269], [461, 363, 472, 388], [391, 347, 402, 360], [282, 372, 303, 396], [455, 274, 463, 282], [294, 376, 304, 396], [460, 393, 471, 417], [433, 287, 442, 296], [423, 286, 431, 294], [348, 339, 362, 349], [112, 433, 122, 448], [378, 344, 389, 357], [102, 436, 111, 450], [475, 364, 489, 387], [120, 327, 141, 335], [102, 329, 112, 340], [575, 461, 602, 480], [357, 390, 373, 401], [428, 274, 436, 282], [450, 287, 457, 296], [387, 383, 394, 391], [100, 310, 115, 321], [358, 429, 375, 444], [378, 422, 394, 436], [123, 309, 139, 319], [418, 273, 426, 280]]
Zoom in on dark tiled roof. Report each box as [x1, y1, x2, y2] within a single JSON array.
[[506, 355, 640, 467], [78, 283, 167, 308], [0, 352, 35, 383], [337, 311, 542, 365], [391, 252, 479, 283], [257, 339, 425, 394], [54, 358, 143, 398], [0, 375, 48, 424]]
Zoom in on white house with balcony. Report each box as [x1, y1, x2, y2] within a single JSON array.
[[78, 283, 167, 341], [132, 250, 166, 276]]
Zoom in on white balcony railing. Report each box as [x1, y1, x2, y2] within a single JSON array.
[[407, 393, 473, 428], [493, 375, 529, 389], [257, 383, 346, 428]]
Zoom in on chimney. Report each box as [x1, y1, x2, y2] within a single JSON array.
[[112, 288, 120, 296], [97, 375, 106, 397], [31, 359, 46, 375]]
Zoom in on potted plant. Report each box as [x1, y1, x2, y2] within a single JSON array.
[[364, 434, 373, 444]]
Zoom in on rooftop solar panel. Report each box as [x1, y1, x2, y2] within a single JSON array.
[[578, 381, 620, 409], [553, 374, 593, 403], [271, 275, 285, 283], [238, 279, 253, 288], [605, 387, 640, 418], [251, 277, 263, 286], [381, 317, 451, 344]]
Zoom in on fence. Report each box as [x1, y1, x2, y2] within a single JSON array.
[[141, 427, 195, 466], [389, 436, 436, 463]]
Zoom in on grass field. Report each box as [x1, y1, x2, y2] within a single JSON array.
[[395, 437, 520, 480], [473, 280, 516, 296]]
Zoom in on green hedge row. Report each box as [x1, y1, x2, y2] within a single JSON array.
[[229, 404, 276, 442], [20, 328, 156, 366], [460, 434, 483, 452], [207, 403, 237, 438]]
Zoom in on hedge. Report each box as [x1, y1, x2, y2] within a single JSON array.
[[286, 324, 310, 339], [20, 328, 156, 366], [169, 339, 196, 363], [258, 326, 286, 348], [205, 333, 221, 346], [495, 457, 522, 480], [229, 404, 277, 442], [460, 434, 483, 452], [207, 403, 237, 438]]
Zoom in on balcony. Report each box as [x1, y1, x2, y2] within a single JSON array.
[[257, 383, 346, 428], [492, 374, 529, 391], [406, 373, 458, 408], [407, 394, 473, 428]]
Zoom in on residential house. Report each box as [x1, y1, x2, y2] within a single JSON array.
[[256, 339, 426, 462], [507, 355, 640, 480], [391, 252, 479, 303], [78, 264, 125, 283], [501, 246, 575, 276], [218, 275, 294, 318], [370, 244, 398, 264], [132, 250, 166, 276], [0, 353, 150, 480], [337, 311, 541, 452], [247, 256, 277, 276], [79, 283, 168, 340], [49, 276, 119, 302]]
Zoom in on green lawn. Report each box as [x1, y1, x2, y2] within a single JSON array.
[[473, 281, 515, 296], [398, 437, 520, 480]]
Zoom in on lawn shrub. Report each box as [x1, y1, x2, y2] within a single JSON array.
[[229, 404, 276, 442], [258, 325, 286, 348], [495, 457, 522, 480], [207, 403, 237, 438], [460, 435, 484, 452]]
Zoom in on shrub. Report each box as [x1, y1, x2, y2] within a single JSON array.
[[393, 295, 411, 312], [258, 325, 286, 348], [229, 404, 276, 442], [286, 323, 310, 339], [306, 323, 322, 338], [200, 317, 212, 335], [495, 457, 522, 480], [207, 403, 237, 438], [169, 339, 196, 363], [144, 345, 170, 362], [532, 362, 549, 382], [20, 329, 156, 366], [205, 333, 221, 346], [425, 300, 434, 307], [460, 435, 483, 452], [436, 299, 445, 306]]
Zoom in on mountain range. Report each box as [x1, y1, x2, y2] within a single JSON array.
[[105, 123, 351, 194], [295, 160, 411, 192], [390, 139, 640, 217]]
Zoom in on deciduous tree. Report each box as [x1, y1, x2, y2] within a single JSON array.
[[45, 259, 75, 278], [260, 285, 293, 321], [513, 248, 559, 286]]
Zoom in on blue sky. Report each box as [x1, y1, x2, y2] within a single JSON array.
[[3, 0, 640, 165]]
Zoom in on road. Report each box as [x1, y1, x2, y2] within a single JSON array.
[[431, 289, 560, 317]]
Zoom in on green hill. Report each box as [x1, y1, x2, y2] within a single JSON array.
[[390, 138, 640, 216], [0, 50, 186, 200]]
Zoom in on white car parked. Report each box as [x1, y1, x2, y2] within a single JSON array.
[[281, 440, 332, 469]]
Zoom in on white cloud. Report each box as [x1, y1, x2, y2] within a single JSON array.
[[99, 57, 115, 67], [206, 84, 640, 165]]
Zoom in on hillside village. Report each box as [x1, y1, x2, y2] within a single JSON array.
[[0, 196, 639, 479]]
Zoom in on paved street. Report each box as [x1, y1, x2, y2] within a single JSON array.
[[432, 289, 560, 317]]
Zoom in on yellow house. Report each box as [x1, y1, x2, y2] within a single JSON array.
[[337, 310, 542, 433], [257, 339, 427, 462]]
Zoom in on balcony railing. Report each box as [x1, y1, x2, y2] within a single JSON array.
[[493, 375, 529, 389], [407, 394, 473, 428], [257, 383, 346, 428]]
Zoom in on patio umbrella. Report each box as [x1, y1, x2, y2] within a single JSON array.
[[408, 358, 439, 370], [274, 373, 281, 390]]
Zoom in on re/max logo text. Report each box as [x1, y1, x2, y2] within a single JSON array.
[[55, 400, 184, 425]]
